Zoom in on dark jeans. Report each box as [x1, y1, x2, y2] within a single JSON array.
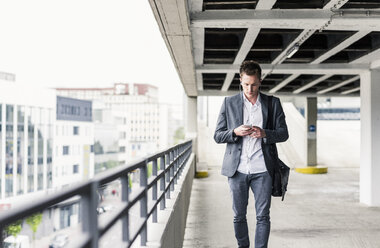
[[228, 171, 272, 248]]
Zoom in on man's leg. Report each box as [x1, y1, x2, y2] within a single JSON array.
[[228, 171, 250, 248], [250, 171, 272, 248]]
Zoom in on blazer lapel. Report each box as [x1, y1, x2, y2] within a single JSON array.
[[260, 92, 269, 129], [238, 92, 244, 125]]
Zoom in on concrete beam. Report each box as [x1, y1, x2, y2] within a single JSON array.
[[323, 0, 349, 9], [197, 89, 359, 97], [351, 48, 380, 64], [341, 86, 360, 95], [317, 75, 360, 94], [221, 28, 260, 91], [191, 9, 380, 31], [255, 0, 277, 9], [270, 74, 300, 94], [311, 31, 371, 64], [265, 0, 349, 84], [293, 74, 332, 94], [270, 29, 315, 66], [148, 0, 198, 97], [221, 0, 274, 91], [192, 27, 205, 91], [196, 63, 369, 75]]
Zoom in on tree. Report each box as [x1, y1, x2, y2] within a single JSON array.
[[26, 213, 42, 241], [5, 220, 22, 237], [173, 126, 185, 144], [93, 141, 104, 155]]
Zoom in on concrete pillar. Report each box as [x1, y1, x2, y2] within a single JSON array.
[[185, 96, 197, 136], [360, 69, 380, 206], [184, 96, 198, 157], [306, 97, 317, 166]]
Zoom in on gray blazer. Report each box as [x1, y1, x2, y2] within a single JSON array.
[[214, 92, 289, 178]]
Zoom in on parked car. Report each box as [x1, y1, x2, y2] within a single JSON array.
[[3, 235, 30, 248], [49, 234, 69, 248], [96, 206, 105, 215]]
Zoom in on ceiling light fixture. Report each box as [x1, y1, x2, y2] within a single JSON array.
[[286, 44, 300, 58]]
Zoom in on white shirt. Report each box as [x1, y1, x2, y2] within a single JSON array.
[[237, 94, 267, 174]]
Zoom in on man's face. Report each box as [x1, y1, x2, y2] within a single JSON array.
[[240, 73, 261, 98]]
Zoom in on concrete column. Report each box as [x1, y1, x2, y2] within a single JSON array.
[[184, 96, 198, 156], [185, 96, 197, 135], [305, 97, 317, 166], [360, 69, 380, 206]]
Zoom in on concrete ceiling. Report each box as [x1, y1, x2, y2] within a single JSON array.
[[148, 0, 380, 97]]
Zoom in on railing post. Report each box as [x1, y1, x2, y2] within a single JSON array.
[[174, 148, 178, 185], [81, 181, 99, 248], [121, 173, 130, 244], [152, 159, 158, 223], [160, 155, 166, 209], [140, 162, 148, 246], [170, 150, 174, 191], [0, 227, 3, 248], [179, 145, 184, 175], [165, 152, 171, 199]]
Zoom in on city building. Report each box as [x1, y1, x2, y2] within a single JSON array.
[[57, 83, 161, 163], [0, 80, 55, 204], [92, 100, 121, 174], [53, 96, 94, 188]]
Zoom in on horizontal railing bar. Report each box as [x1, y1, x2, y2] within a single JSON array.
[[96, 160, 145, 186], [96, 140, 191, 187], [0, 181, 91, 226]]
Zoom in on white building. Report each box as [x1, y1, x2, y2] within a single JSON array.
[[0, 81, 96, 234], [0, 80, 55, 206], [53, 96, 95, 188], [93, 101, 121, 174], [57, 83, 161, 163]]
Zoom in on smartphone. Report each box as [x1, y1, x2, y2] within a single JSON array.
[[242, 124, 252, 129]]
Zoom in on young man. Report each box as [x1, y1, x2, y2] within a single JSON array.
[[214, 60, 288, 248]]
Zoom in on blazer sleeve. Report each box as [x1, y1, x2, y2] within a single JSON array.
[[263, 97, 289, 145], [214, 98, 240, 144]]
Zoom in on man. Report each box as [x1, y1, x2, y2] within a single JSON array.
[[214, 60, 288, 248]]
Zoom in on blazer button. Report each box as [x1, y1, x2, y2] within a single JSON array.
[[238, 148, 241, 151]]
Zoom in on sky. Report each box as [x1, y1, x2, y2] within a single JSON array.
[[0, 0, 184, 104]]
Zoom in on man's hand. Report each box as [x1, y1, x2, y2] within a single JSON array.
[[234, 125, 254, 137], [249, 126, 266, 138]]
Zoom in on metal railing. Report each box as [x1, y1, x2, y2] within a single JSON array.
[[0, 140, 193, 248]]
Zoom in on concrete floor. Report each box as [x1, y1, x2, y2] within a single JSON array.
[[183, 166, 380, 248]]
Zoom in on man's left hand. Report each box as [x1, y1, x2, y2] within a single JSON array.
[[249, 126, 266, 138]]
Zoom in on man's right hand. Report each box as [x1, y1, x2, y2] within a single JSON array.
[[234, 125, 254, 137]]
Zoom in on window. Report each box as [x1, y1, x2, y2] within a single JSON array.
[[63, 146, 69, 155], [119, 146, 125, 152], [73, 126, 79, 135], [73, 164, 79, 174], [90, 145, 94, 153]]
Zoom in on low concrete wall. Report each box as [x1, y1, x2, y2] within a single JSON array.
[[145, 153, 195, 248]]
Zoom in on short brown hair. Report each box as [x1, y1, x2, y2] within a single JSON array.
[[239, 60, 261, 79]]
